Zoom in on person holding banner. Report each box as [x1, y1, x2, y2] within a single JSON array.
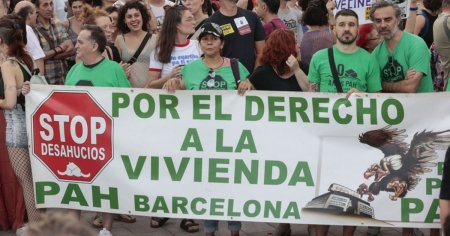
[[237, 28, 307, 236], [280, 8, 381, 235], [0, 15, 45, 231], [164, 21, 248, 236], [370, 0, 433, 93], [64, 25, 131, 236], [147, 5, 201, 89]]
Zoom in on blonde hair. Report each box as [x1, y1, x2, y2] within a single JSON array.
[[83, 5, 110, 25]]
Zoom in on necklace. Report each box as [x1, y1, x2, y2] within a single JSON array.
[[203, 57, 225, 88]]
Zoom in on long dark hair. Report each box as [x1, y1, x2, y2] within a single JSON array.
[[157, 5, 188, 64], [0, 15, 33, 70]]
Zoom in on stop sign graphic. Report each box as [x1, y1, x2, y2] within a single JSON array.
[[31, 91, 113, 183]]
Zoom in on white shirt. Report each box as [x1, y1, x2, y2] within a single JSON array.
[[53, 0, 68, 22], [26, 25, 45, 60], [149, 0, 174, 31], [149, 39, 201, 77]]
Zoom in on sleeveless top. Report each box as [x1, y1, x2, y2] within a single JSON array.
[[67, 17, 79, 62], [0, 58, 32, 110], [117, 34, 154, 88], [418, 10, 438, 48], [67, 17, 79, 45]]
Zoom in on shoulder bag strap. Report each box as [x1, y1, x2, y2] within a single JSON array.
[[188, 19, 208, 39], [327, 47, 343, 93], [230, 58, 241, 86], [444, 15, 450, 39], [7, 57, 32, 76], [128, 33, 151, 64]]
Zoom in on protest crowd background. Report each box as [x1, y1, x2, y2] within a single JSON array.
[[0, 0, 449, 234]]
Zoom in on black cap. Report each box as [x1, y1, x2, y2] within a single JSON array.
[[198, 22, 224, 40]]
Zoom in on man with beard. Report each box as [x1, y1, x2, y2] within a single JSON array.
[[306, 9, 381, 96], [298, 9, 382, 235], [33, 0, 73, 85], [371, 0, 433, 93]]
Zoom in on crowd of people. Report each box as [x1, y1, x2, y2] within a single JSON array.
[[0, 0, 449, 234]]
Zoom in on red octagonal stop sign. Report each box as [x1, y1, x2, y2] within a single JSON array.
[[31, 91, 113, 183]]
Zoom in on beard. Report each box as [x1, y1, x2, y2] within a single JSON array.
[[337, 33, 357, 45]]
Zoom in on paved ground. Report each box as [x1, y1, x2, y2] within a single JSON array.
[[1, 211, 439, 236]]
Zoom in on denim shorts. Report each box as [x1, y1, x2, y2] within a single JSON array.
[[4, 104, 28, 148]]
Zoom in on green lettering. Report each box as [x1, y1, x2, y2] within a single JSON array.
[[438, 162, 444, 175], [133, 93, 155, 118], [210, 198, 225, 216], [193, 95, 210, 120], [268, 96, 286, 122], [159, 94, 179, 119], [215, 95, 232, 120], [227, 199, 241, 217], [61, 183, 88, 206], [151, 156, 159, 180], [425, 199, 440, 223], [235, 160, 258, 184], [121, 155, 146, 179], [283, 202, 300, 219], [245, 96, 264, 121], [289, 97, 309, 122], [191, 197, 207, 215], [181, 128, 203, 151], [288, 161, 314, 186], [243, 200, 260, 217], [111, 92, 129, 117], [312, 97, 329, 123], [235, 130, 257, 153], [401, 198, 423, 222], [426, 178, 441, 195], [209, 158, 229, 183], [92, 186, 118, 209], [264, 161, 287, 185], [164, 157, 189, 181], [135, 195, 150, 211], [35, 181, 59, 204], [216, 129, 233, 152], [172, 197, 188, 214], [152, 196, 169, 213], [263, 201, 281, 218], [356, 98, 377, 125], [381, 98, 404, 125], [333, 98, 352, 124], [194, 158, 202, 182]]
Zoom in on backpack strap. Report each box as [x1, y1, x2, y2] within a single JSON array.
[[230, 58, 241, 87], [327, 47, 343, 93], [128, 33, 151, 64]]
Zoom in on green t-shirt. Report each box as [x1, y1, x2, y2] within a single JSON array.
[[372, 32, 433, 93], [181, 58, 249, 90], [65, 58, 131, 88], [308, 46, 382, 93]]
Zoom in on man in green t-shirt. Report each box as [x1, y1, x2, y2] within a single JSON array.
[[304, 9, 382, 96], [64, 25, 130, 236], [370, 0, 433, 93], [305, 9, 381, 236], [65, 25, 130, 88]]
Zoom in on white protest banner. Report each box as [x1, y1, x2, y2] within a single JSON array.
[[26, 85, 448, 228], [333, 0, 409, 24]]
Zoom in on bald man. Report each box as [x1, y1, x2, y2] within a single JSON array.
[[15, 1, 45, 75]]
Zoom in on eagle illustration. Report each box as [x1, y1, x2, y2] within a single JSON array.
[[356, 126, 450, 202]]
